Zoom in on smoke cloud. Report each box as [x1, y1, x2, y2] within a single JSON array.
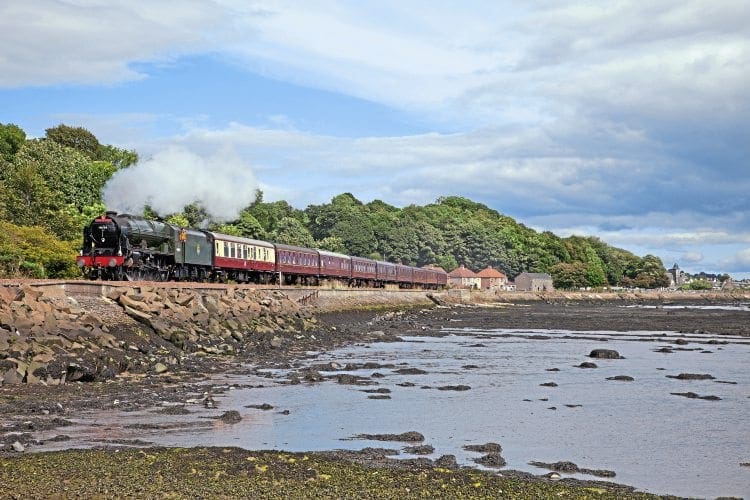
[[102, 146, 258, 221]]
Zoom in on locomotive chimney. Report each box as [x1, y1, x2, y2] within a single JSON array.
[[106, 211, 118, 217]]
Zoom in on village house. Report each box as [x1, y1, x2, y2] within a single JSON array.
[[448, 265, 481, 289], [514, 272, 554, 291], [477, 266, 508, 290]]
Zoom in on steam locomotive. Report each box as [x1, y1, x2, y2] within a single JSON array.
[[78, 212, 447, 288]]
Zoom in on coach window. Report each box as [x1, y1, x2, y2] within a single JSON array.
[[215, 241, 220, 256], [223, 242, 229, 257]]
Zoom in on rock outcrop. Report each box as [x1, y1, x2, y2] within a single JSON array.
[[0, 284, 318, 385]]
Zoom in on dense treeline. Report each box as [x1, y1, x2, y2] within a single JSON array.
[[0, 123, 670, 288]]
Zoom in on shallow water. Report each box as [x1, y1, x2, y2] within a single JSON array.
[[34, 328, 750, 498]]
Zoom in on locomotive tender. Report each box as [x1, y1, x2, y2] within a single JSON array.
[[78, 212, 447, 288]]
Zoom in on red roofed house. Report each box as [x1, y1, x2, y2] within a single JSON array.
[[477, 266, 508, 290], [448, 265, 480, 289]]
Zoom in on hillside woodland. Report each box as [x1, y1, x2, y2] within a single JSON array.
[[0, 123, 670, 289]]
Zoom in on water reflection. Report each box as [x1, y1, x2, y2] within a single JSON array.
[[33, 328, 750, 498]]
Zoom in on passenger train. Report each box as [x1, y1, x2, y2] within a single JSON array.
[[78, 212, 447, 289]]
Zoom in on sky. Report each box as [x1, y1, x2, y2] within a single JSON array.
[[1, 1, 749, 278]]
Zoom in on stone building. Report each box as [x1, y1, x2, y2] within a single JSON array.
[[668, 263, 685, 288], [514, 272, 554, 291]]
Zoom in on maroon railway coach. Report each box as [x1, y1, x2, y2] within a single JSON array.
[[351, 256, 377, 286], [319, 250, 352, 281], [274, 243, 320, 285]]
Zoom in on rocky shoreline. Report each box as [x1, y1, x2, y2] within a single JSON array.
[[0, 283, 324, 386], [1, 282, 748, 497], [2, 281, 748, 387]]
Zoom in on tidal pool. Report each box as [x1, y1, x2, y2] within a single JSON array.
[[34, 328, 750, 498]]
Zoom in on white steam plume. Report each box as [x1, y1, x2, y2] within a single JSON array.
[[102, 146, 258, 221]]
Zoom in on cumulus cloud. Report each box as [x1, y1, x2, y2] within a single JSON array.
[[0, 0, 225, 87], [721, 249, 750, 272], [102, 146, 258, 221], [681, 252, 704, 264]]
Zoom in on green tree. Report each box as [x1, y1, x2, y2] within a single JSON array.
[[0, 221, 79, 278], [250, 199, 301, 234], [45, 124, 101, 160], [211, 223, 242, 237], [436, 254, 458, 272], [550, 262, 589, 289], [305, 192, 365, 240], [182, 203, 209, 228], [2, 163, 59, 228], [272, 217, 315, 247], [165, 213, 190, 228], [621, 254, 670, 288], [13, 139, 116, 211], [97, 144, 139, 169], [330, 210, 377, 257], [317, 236, 347, 253], [234, 209, 267, 239], [0, 123, 26, 162], [682, 279, 713, 290]]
